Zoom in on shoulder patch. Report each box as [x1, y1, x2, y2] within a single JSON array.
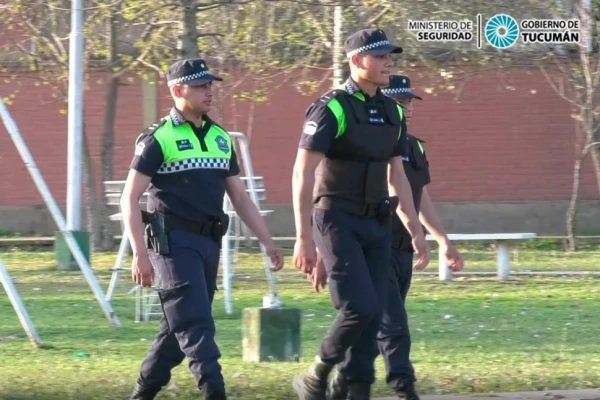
[[305, 89, 345, 115], [135, 119, 168, 145], [317, 89, 345, 104]]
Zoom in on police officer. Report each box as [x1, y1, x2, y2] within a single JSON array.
[[291, 29, 430, 400], [320, 75, 465, 400], [120, 58, 284, 400]]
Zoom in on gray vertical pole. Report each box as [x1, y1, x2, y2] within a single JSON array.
[[66, 0, 84, 230]]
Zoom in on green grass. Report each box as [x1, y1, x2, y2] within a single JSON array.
[[2, 242, 600, 273], [1, 248, 600, 399]]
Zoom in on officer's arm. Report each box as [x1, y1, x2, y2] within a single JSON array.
[[388, 158, 424, 240], [225, 175, 276, 251], [121, 134, 164, 256], [292, 149, 324, 241], [121, 170, 153, 255], [292, 102, 338, 241], [420, 187, 463, 271], [418, 187, 450, 247]]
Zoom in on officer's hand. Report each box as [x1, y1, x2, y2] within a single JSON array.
[[132, 252, 155, 288], [293, 238, 316, 274], [266, 244, 284, 272], [412, 234, 431, 271], [442, 243, 464, 272], [308, 254, 328, 293]]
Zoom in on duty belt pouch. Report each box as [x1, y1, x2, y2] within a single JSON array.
[[211, 214, 230, 244], [142, 210, 170, 256], [376, 196, 399, 223]]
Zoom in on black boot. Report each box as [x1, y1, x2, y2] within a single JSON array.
[[396, 384, 420, 400], [292, 356, 334, 400], [347, 382, 371, 400], [326, 369, 348, 400], [129, 383, 159, 400]]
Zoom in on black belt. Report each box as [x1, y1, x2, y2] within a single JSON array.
[[315, 196, 398, 220], [315, 197, 379, 218], [141, 211, 229, 241]]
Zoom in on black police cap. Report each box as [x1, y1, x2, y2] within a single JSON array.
[[382, 75, 423, 100], [344, 28, 403, 58], [166, 58, 223, 87]]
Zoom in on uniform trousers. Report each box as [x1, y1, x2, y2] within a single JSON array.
[[135, 230, 225, 397], [313, 207, 392, 384]]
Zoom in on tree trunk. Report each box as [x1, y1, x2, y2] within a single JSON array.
[[81, 122, 104, 252], [566, 148, 587, 251], [98, 8, 121, 251], [591, 142, 600, 196], [332, 5, 344, 88], [99, 76, 119, 250], [181, 0, 199, 58]]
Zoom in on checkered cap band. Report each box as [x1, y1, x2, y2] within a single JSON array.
[[347, 40, 391, 57], [157, 157, 230, 174], [168, 70, 211, 87], [382, 87, 412, 94]]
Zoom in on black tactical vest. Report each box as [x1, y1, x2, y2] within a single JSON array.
[[392, 134, 431, 249], [314, 89, 403, 207]]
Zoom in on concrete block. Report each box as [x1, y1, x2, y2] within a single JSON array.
[[242, 307, 301, 363]]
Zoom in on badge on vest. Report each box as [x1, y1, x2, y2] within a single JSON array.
[[365, 105, 385, 125], [215, 136, 229, 154], [176, 139, 194, 151]]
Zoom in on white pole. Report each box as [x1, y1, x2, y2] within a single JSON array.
[[106, 232, 130, 301], [497, 242, 511, 281], [230, 133, 280, 306], [0, 98, 121, 328], [438, 246, 452, 282], [0, 259, 43, 348], [222, 206, 233, 315], [66, 0, 84, 230]]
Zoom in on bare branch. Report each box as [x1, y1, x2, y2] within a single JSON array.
[[131, 20, 181, 26], [114, 24, 167, 78], [539, 64, 578, 106], [44, 0, 125, 11], [365, 4, 391, 26], [138, 59, 164, 75], [123, 2, 179, 24]]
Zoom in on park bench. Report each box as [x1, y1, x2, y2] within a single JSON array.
[[431, 233, 538, 281]]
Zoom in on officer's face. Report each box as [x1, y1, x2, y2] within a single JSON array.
[[174, 82, 213, 115], [395, 98, 413, 125], [355, 53, 394, 86]]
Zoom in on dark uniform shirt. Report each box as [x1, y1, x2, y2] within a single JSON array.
[[299, 78, 408, 159], [130, 107, 240, 222], [391, 133, 431, 251]]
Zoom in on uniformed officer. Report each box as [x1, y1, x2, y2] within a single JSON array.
[[120, 58, 284, 400], [291, 29, 430, 400], [319, 75, 465, 400]]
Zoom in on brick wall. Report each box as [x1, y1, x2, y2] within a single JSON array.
[[0, 66, 598, 209]]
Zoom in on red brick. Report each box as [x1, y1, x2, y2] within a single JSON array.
[[0, 66, 597, 207]]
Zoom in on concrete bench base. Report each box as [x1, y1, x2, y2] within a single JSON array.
[[242, 307, 301, 363]]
